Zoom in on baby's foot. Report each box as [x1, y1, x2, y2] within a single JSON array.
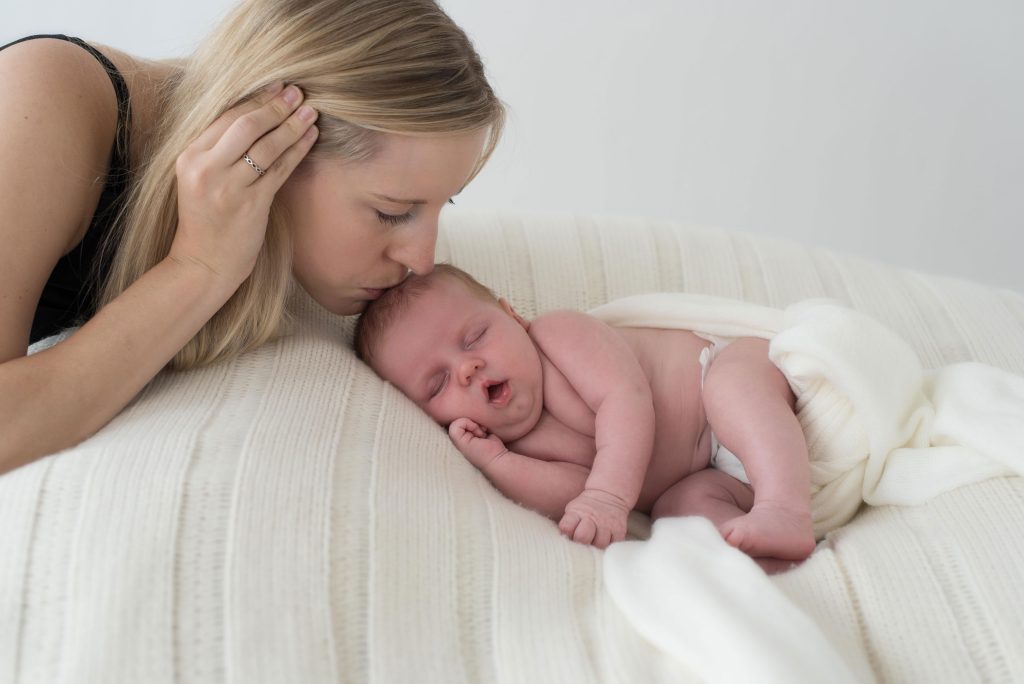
[[718, 502, 816, 562]]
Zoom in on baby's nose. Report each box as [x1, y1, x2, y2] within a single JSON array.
[[458, 358, 483, 385]]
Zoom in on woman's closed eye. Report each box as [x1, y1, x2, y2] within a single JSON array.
[[377, 198, 454, 227], [376, 210, 413, 226]]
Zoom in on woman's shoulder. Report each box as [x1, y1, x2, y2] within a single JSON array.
[[0, 36, 128, 357], [0, 36, 121, 165], [0, 37, 126, 247]]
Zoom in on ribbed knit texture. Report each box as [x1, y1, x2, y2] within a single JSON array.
[[2, 210, 1022, 682]]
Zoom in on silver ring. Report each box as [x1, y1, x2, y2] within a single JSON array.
[[242, 153, 265, 176]]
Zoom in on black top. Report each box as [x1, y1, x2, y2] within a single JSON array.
[[1, 34, 133, 344]]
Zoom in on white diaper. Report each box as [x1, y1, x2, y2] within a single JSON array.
[[697, 335, 751, 485]]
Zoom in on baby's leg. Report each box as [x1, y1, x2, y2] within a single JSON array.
[[651, 467, 753, 528], [702, 338, 816, 562], [651, 469, 799, 574]]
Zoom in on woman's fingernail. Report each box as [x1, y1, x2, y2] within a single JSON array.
[[263, 81, 284, 95], [282, 85, 301, 105], [298, 105, 316, 122]]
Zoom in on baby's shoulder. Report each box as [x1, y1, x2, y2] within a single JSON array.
[[530, 309, 609, 337], [528, 310, 621, 368]]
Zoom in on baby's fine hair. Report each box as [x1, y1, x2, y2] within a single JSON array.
[[355, 264, 498, 364]]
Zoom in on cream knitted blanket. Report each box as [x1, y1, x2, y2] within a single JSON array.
[[2, 210, 1022, 683]]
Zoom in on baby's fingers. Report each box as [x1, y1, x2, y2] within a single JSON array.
[[448, 421, 469, 442], [593, 528, 613, 550], [558, 511, 581, 537], [451, 418, 487, 439], [572, 519, 597, 546], [449, 418, 472, 436]]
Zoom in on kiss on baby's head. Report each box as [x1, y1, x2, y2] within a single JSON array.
[[355, 264, 501, 365]]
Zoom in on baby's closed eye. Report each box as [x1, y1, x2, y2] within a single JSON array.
[[465, 327, 487, 348], [428, 371, 448, 398]]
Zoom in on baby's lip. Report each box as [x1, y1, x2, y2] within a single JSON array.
[[484, 379, 511, 407]]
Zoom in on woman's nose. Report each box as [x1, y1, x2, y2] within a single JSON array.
[[458, 358, 483, 385], [390, 218, 438, 276]]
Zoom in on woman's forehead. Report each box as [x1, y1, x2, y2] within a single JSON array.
[[353, 130, 487, 195]]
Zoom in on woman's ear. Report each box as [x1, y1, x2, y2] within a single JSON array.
[[499, 298, 530, 331]]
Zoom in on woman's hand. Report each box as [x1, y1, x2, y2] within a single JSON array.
[[169, 82, 319, 288]]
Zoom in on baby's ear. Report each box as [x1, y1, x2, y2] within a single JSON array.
[[499, 298, 530, 331]]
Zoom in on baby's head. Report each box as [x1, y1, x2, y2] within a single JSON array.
[[355, 265, 545, 440]]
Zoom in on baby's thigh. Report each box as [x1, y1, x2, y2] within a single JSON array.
[[650, 468, 754, 524], [703, 337, 795, 410]]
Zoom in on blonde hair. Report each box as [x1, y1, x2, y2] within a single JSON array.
[[354, 263, 498, 365], [99, 0, 504, 369]]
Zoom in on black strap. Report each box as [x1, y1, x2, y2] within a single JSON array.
[[1, 34, 132, 178], [3, 34, 135, 343]]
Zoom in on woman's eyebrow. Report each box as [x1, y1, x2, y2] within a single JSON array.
[[372, 192, 428, 205]]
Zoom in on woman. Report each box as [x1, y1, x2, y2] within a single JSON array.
[[0, 0, 505, 474]]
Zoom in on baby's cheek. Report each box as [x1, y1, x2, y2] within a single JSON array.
[[425, 405, 450, 426]]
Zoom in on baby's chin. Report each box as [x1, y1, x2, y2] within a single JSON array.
[[489, 417, 541, 444]]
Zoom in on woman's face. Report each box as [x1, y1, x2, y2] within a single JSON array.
[[278, 128, 487, 315]]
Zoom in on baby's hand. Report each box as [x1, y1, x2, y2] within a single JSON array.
[[448, 418, 507, 470], [559, 489, 630, 549]]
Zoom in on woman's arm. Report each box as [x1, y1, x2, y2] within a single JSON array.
[[0, 258, 239, 473], [0, 39, 317, 475]]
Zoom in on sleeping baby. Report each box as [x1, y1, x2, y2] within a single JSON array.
[[355, 265, 816, 571]]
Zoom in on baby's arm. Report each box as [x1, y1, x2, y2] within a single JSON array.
[[529, 312, 655, 548], [449, 418, 589, 521], [702, 337, 815, 560]]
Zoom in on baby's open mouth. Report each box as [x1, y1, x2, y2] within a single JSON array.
[[487, 380, 509, 404]]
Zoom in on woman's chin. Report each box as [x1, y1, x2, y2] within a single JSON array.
[[307, 292, 366, 317], [331, 300, 368, 316], [293, 276, 367, 316]]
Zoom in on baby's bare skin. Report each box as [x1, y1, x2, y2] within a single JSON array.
[[507, 327, 712, 513], [368, 273, 816, 568], [512, 327, 815, 564]]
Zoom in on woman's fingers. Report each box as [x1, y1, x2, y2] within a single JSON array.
[[235, 107, 319, 189], [170, 82, 321, 288], [213, 85, 309, 170], [191, 81, 284, 151]]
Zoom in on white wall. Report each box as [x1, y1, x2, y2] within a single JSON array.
[[5, 1, 1022, 291]]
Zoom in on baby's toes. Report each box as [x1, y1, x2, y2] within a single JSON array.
[[718, 518, 751, 552]]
